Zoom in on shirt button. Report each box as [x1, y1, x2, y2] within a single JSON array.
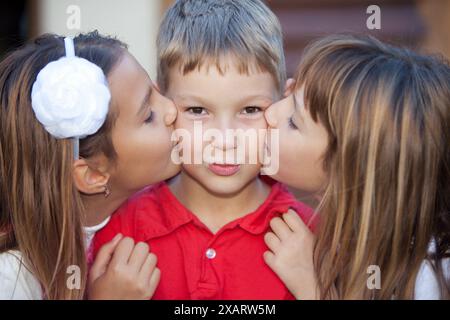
[[206, 248, 216, 259]]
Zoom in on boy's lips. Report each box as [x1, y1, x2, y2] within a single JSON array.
[[208, 163, 241, 176]]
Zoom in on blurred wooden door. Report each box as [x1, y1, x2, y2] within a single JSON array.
[[266, 0, 425, 75]]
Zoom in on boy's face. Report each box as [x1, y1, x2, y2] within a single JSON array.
[[165, 58, 278, 195]]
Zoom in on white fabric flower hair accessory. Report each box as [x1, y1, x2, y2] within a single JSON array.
[[31, 37, 111, 159]]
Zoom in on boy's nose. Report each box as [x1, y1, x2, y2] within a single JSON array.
[[215, 138, 236, 151], [211, 129, 237, 151], [265, 104, 278, 128]]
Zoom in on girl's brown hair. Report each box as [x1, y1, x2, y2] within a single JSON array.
[[0, 31, 126, 299], [296, 34, 450, 299]]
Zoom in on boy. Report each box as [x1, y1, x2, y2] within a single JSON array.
[[93, 0, 314, 299]]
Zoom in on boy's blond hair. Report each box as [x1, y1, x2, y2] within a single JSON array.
[[157, 0, 286, 94]]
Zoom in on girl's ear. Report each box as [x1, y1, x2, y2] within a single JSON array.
[[284, 78, 296, 98], [73, 157, 110, 195]]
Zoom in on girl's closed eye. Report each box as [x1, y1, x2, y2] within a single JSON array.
[[288, 116, 298, 129], [145, 110, 154, 124]]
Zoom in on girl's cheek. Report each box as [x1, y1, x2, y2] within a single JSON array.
[[156, 123, 176, 153], [277, 128, 294, 169], [280, 126, 295, 151]]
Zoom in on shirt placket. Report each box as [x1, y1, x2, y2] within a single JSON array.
[[191, 228, 224, 299]]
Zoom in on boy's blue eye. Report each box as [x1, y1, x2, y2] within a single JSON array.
[[288, 116, 298, 129], [145, 111, 154, 124], [242, 106, 262, 114], [186, 107, 207, 115]]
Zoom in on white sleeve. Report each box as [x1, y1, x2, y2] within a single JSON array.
[[0, 251, 43, 300], [414, 258, 449, 300]]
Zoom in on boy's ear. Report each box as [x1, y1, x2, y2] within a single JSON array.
[[73, 157, 110, 195], [284, 78, 296, 98]]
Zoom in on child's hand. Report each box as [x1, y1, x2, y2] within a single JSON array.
[[88, 234, 160, 300], [263, 209, 318, 300]]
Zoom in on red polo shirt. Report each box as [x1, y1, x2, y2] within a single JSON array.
[[93, 180, 315, 300]]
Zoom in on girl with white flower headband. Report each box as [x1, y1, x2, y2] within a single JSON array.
[[0, 31, 180, 299]]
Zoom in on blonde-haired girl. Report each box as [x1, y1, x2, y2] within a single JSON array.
[[263, 34, 450, 299]]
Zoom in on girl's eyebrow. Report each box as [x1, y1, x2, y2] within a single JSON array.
[[292, 94, 299, 111], [137, 86, 153, 116], [292, 94, 305, 124]]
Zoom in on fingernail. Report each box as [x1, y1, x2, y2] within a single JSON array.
[[113, 233, 123, 242]]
